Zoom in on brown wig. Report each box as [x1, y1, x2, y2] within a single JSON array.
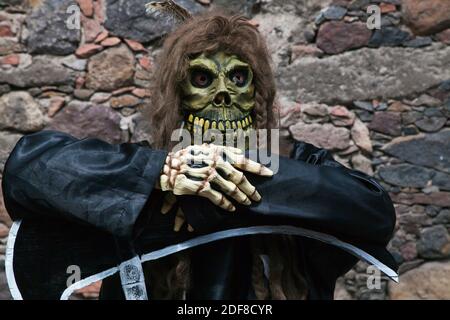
[[148, 10, 277, 149], [145, 10, 307, 300]]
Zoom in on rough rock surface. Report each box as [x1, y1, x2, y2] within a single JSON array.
[[277, 44, 450, 104], [0, 56, 76, 87], [0, 91, 46, 132], [26, 0, 81, 54], [47, 101, 122, 143], [402, 0, 450, 35], [382, 130, 450, 174], [389, 261, 450, 299], [85, 44, 135, 91], [104, 0, 203, 43]]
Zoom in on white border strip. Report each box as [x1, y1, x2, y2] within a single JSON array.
[[5, 219, 23, 300], [61, 267, 118, 300], [142, 225, 399, 282]]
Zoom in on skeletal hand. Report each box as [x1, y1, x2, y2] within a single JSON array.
[[159, 144, 273, 231]]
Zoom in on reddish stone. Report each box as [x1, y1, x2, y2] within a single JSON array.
[[316, 21, 372, 54], [110, 94, 141, 109], [132, 88, 151, 98], [100, 37, 121, 47], [48, 97, 65, 117], [75, 44, 103, 58], [75, 76, 85, 89], [47, 101, 122, 144], [369, 112, 402, 136], [0, 223, 9, 238], [436, 28, 450, 45], [138, 56, 152, 71], [330, 105, 355, 127], [93, 0, 105, 24], [400, 241, 418, 261], [76, 0, 94, 17], [195, 0, 211, 5], [390, 192, 450, 207], [0, 54, 20, 66], [0, 25, 13, 37], [94, 31, 109, 43], [112, 86, 135, 96], [380, 3, 397, 13], [402, 0, 450, 35], [291, 45, 323, 62], [85, 45, 135, 91], [124, 39, 146, 52], [0, 183, 12, 227], [388, 101, 410, 112], [81, 17, 103, 43]]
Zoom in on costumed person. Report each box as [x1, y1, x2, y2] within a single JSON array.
[[2, 1, 398, 300]]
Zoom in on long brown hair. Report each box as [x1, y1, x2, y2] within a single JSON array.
[[148, 10, 277, 149], [145, 11, 307, 300]]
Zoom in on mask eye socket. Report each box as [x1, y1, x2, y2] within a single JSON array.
[[190, 68, 213, 88], [229, 67, 249, 87]]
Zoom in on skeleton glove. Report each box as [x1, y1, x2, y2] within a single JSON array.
[[160, 144, 273, 216]]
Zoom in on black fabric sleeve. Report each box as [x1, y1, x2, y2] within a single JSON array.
[[1, 130, 167, 238], [181, 141, 396, 246]]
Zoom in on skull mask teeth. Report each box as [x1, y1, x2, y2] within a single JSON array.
[[180, 52, 256, 135]]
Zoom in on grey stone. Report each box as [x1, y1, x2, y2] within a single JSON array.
[[104, 0, 203, 43], [415, 117, 446, 132], [315, 6, 347, 24], [403, 126, 419, 136], [424, 108, 444, 117], [411, 94, 442, 107], [353, 101, 373, 112], [382, 130, 450, 173], [433, 171, 450, 191], [417, 225, 450, 259], [434, 209, 450, 225], [378, 164, 449, 189], [47, 101, 122, 144], [368, 26, 411, 47], [0, 91, 46, 132], [212, 0, 258, 16], [0, 56, 76, 88], [0, 131, 23, 174], [277, 44, 450, 104], [61, 55, 87, 71], [403, 36, 433, 48], [26, 0, 80, 55], [0, 85, 10, 96], [348, 0, 370, 10], [402, 111, 422, 125]]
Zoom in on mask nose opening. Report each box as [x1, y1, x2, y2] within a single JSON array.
[[213, 92, 232, 107]]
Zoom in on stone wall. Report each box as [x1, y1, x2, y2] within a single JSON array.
[[0, 0, 449, 300]]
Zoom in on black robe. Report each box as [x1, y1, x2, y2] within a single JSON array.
[[1, 130, 397, 300]]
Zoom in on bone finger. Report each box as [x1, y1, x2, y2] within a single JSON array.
[[211, 174, 251, 205], [197, 183, 236, 212], [237, 174, 262, 202], [226, 153, 273, 176], [174, 208, 185, 232]]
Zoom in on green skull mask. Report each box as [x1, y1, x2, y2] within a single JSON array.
[[180, 52, 255, 134]]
